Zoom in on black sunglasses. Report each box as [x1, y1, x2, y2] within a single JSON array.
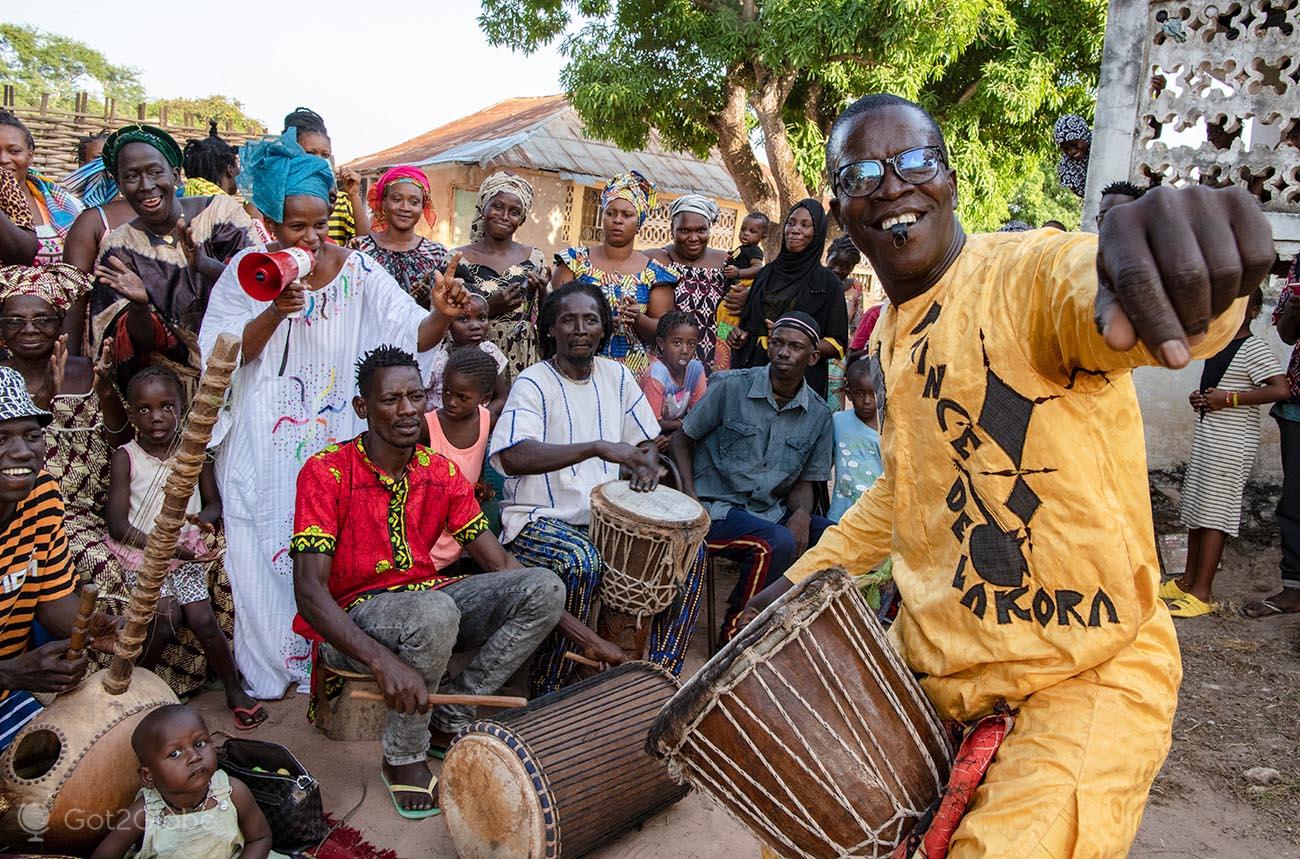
[[832, 146, 947, 198]]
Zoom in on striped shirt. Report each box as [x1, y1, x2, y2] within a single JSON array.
[[489, 357, 659, 543], [0, 472, 76, 702], [328, 193, 356, 246]]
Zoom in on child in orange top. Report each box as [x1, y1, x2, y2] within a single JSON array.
[[423, 347, 499, 572]]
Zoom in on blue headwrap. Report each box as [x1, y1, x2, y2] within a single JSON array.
[[241, 129, 335, 223]]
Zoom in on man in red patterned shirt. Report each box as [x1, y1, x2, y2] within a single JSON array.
[[292, 346, 616, 819]]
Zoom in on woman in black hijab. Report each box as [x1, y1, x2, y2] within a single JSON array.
[[729, 198, 848, 397]]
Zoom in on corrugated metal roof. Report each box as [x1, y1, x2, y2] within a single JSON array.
[[345, 95, 740, 201]]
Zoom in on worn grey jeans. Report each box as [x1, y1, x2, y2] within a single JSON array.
[[319, 567, 564, 766]]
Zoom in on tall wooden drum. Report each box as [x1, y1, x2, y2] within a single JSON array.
[[647, 567, 953, 859], [589, 480, 709, 659], [441, 661, 688, 858]]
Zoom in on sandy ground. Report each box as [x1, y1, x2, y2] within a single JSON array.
[[184, 478, 1300, 858]]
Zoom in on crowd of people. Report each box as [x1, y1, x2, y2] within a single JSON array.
[[0, 88, 1288, 857]]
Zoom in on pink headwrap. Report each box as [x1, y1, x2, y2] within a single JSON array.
[[367, 165, 436, 230]]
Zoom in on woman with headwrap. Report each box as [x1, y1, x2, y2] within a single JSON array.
[[0, 264, 235, 697], [730, 199, 847, 398], [453, 170, 549, 376], [348, 165, 449, 307], [647, 193, 730, 367], [88, 124, 254, 389], [553, 170, 677, 378], [198, 128, 469, 700], [1054, 114, 1092, 198], [0, 110, 84, 267]]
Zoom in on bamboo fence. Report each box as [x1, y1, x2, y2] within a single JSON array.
[[2, 86, 268, 179]]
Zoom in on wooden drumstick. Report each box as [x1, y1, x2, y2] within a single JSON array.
[[65, 585, 99, 661], [563, 651, 601, 669], [349, 691, 527, 709]]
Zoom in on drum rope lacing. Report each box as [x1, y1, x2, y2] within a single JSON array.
[[661, 576, 950, 857]]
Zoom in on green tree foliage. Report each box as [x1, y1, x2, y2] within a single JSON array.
[[0, 25, 261, 132], [478, 0, 1102, 232], [0, 23, 144, 105], [145, 95, 264, 134]]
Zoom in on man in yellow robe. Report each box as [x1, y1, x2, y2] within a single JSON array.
[[747, 94, 1274, 858]]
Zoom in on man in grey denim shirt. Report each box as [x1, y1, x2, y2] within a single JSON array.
[[670, 311, 834, 642]]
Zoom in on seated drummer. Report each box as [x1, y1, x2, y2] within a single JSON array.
[[292, 346, 584, 820], [668, 312, 835, 643], [489, 281, 705, 696], [0, 367, 118, 751]]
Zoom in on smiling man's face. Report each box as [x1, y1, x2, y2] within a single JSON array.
[[829, 104, 961, 304]]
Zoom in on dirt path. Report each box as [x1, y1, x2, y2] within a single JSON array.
[[184, 476, 1300, 857], [1135, 474, 1300, 857]]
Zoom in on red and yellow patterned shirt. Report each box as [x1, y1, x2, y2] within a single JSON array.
[[290, 435, 489, 641]]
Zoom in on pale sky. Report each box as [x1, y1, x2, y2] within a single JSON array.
[[9, 0, 569, 162]]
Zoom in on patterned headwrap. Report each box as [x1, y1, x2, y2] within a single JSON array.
[[1052, 115, 1092, 146], [668, 193, 719, 224], [1053, 115, 1092, 198], [997, 220, 1033, 232], [601, 170, 656, 227], [242, 129, 336, 224], [367, 166, 435, 231], [62, 160, 119, 208], [0, 263, 92, 312], [469, 171, 534, 243], [101, 124, 183, 177]]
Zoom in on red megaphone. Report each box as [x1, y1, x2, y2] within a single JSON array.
[[237, 248, 316, 302]]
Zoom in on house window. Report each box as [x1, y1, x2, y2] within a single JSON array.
[[450, 188, 478, 247]]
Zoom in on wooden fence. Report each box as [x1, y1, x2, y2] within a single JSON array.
[[1, 86, 268, 180]]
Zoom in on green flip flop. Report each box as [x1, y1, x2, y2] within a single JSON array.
[[381, 771, 442, 820]]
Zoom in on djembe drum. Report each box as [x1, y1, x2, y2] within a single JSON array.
[[588, 480, 709, 660], [647, 567, 954, 859], [440, 661, 688, 859]]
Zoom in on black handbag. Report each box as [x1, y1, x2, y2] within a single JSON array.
[[216, 736, 329, 852]]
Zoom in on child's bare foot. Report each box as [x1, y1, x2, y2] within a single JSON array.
[[227, 688, 267, 729]]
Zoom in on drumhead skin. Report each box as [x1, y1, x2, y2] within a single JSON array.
[[442, 662, 688, 859], [440, 728, 549, 859], [595, 480, 705, 525]]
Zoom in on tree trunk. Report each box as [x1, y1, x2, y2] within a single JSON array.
[[708, 78, 780, 231], [753, 69, 809, 228]]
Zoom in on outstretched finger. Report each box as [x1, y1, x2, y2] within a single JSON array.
[[444, 251, 462, 281]]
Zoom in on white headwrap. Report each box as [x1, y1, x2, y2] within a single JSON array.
[[470, 171, 536, 242], [668, 193, 720, 224]]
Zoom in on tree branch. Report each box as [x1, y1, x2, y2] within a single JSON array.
[[707, 77, 779, 222]]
